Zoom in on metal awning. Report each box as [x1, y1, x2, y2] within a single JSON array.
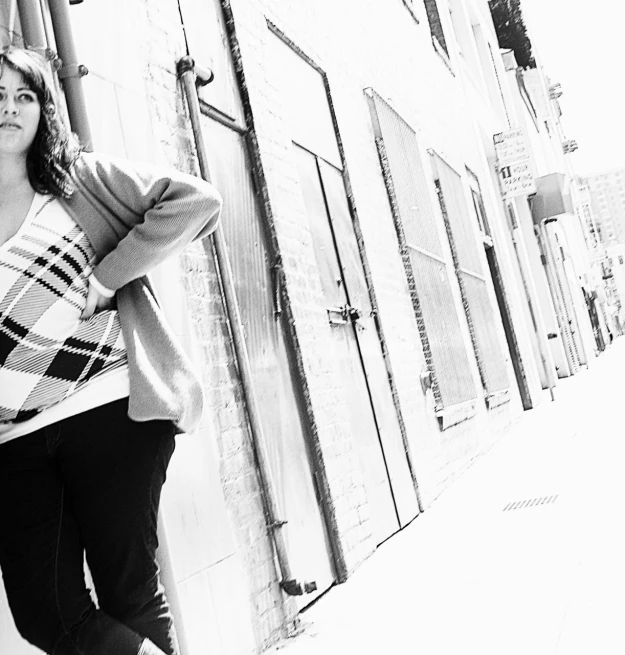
[[530, 173, 574, 223]]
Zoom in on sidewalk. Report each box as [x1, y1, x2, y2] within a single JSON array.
[[269, 338, 625, 655]]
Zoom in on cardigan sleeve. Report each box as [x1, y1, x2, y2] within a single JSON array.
[[75, 153, 222, 291]]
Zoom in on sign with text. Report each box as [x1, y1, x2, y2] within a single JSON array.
[[498, 161, 536, 199], [494, 128, 535, 199], [493, 128, 530, 167]]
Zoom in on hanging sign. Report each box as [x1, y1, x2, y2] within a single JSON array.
[[498, 161, 536, 198], [493, 128, 536, 199], [494, 128, 529, 167]]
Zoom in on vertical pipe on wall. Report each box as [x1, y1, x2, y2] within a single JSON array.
[[15, 0, 47, 48], [15, 4, 192, 652], [177, 56, 317, 598], [156, 520, 192, 655], [47, 0, 93, 150]]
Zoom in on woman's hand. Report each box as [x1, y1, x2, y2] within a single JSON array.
[[81, 279, 114, 320]]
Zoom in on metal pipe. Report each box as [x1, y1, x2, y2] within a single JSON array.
[[15, 0, 47, 48], [177, 56, 316, 597], [13, 9, 218, 651], [198, 99, 247, 136], [156, 520, 192, 655], [47, 0, 93, 150]]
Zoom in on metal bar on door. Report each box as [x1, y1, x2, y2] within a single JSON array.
[[327, 306, 348, 325], [177, 56, 317, 598]]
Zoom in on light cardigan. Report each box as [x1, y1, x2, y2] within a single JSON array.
[[58, 152, 222, 434]]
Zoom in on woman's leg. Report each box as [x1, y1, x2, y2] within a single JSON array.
[[57, 399, 179, 655], [0, 424, 164, 655]]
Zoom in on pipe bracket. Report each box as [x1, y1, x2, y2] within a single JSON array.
[[268, 519, 288, 529], [26, 46, 61, 68], [58, 63, 89, 79], [280, 579, 318, 596], [176, 56, 214, 86], [176, 55, 195, 77]]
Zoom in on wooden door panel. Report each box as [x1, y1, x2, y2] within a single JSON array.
[[204, 121, 335, 602], [291, 147, 345, 308], [318, 161, 419, 526], [329, 325, 399, 542], [293, 145, 398, 543]]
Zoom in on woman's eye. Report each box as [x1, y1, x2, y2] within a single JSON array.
[[17, 93, 36, 103]]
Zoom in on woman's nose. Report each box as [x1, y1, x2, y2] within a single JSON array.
[[1, 99, 19, 115]]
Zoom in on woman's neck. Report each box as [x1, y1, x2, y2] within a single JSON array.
[[0, 154, 31, 197]]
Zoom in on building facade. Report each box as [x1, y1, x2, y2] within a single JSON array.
[[585, 168, 625, 246], [0, 1, 607, 654], [582, 169, 625, 336]]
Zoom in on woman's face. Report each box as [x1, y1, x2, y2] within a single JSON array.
[[0, 66, 41, 158]]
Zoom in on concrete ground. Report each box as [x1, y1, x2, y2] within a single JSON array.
[[269, 337, 625, 655]]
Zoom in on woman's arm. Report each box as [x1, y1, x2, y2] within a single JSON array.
[[72, 152, 223, 293]]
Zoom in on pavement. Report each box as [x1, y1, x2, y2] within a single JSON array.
[[268, 337, 625, 655]]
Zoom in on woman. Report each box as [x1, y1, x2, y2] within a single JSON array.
[[0, 46, 222, 655]]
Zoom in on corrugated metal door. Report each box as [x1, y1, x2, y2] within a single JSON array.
[[368, 92, 477, 411], [316, 160, 419, 526], [468, 177, 532, 408], [174, 0, 337, 607], [293, 144, 418, 544], [433, 154, 510, 399], [267, 34, 418, 543], [199, 116, 336, 605]]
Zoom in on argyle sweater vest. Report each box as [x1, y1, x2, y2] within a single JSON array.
[[0, 194, 127, 423]]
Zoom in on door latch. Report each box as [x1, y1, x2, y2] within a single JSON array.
[[327, 304, 364, 327], [345, 305, 362, 322]]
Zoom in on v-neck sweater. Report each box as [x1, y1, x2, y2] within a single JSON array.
[[58, 152, 222, 434], [0, 194, 129, 437]]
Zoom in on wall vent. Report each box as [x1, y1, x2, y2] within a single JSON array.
[[503, 495, 559, 511]]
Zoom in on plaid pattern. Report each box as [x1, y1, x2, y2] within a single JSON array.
[[0, 195, 127, 423]]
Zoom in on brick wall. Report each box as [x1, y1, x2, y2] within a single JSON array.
[[224, 0, 522, 522], [67, 0, 291, 648], [180, 245, 289, 649], [136, 1, 292, 648], [222, 0, 378, 577], [50, 0, 531, 651], [0, 0, 534, 653]]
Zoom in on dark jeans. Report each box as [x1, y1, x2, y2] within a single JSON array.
[[0, 398, 179, 655]]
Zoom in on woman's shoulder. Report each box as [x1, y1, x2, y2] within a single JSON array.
[[73, 151, 222, 202], [73, 151, 199, 183], [72, 151, 162, 181]]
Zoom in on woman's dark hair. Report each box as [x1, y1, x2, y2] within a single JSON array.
[[0, 46, 80, 198]]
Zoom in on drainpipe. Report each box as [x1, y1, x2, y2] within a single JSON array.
[[17, 3, 192, 651], [47, 0, 93, 150], [15, 0, 47, 49], [177, 56, 316, 598]]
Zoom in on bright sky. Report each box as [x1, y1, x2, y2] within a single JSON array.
[[520, 0, 625, 175]]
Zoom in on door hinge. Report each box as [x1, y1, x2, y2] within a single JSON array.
[[271, 257, 283, 317]]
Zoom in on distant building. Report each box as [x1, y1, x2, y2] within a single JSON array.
[[584, 168, 625, 246]]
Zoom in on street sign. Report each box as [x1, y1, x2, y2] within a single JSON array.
[[494, 128, 535, 199], [499, 160, 536, 199], [493, 128, 529, 167]]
